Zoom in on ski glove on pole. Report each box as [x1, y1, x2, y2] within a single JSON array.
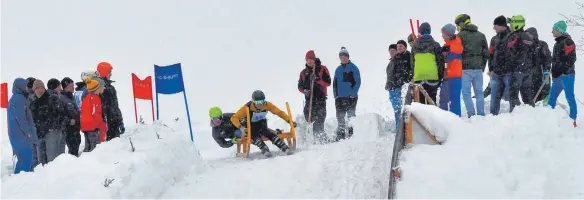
[[303, 89, 311, 98], [119, 123, 125, 134]]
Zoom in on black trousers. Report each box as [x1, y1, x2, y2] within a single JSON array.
[[106, 121, 121, 141], [335, 97, 358, 140], [65, 126, 81, 157], [250, 120, 288, 152], [509, 71, 535, 112], [303, 98, 327, 140], [419, 83, 439, 105]]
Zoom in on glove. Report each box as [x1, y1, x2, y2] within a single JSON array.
[[231, 137, 240, 144], [289, 121, 297, 128], [311, 73, 320, 81], [303, 89, 311, 98], [119, 123, 125, 134], [543, 70, 551, 84]]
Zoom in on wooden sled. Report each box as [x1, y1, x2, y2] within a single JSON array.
[[235, 101, 297, 158]]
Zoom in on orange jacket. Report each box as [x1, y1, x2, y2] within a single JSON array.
[[80, 92, 107, 142], [443, 36, 463, 78]]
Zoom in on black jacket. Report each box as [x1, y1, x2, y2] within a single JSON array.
[[298, 58, 332, 101], [505, 29, 536, 73], [552, 34, 577, 78], [30, 90, 67, 137], [525, 27, 552, 73], [60, 91, 81, 131], [100, 78, 123, 125], [211, 113, 238, 148], [386, 51, 413, 90], [489, 28, 512, 75]]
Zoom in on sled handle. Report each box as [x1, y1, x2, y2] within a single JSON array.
[[286, 101, 297, 140]]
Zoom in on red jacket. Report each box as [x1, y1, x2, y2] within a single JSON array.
[[80, 92, 107, 142]]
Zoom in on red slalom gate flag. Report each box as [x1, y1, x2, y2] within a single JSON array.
[[132, 73, 155, 123], [1, 83, 7, 109]]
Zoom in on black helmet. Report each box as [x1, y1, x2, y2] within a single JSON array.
[[252, 90, 265, 101]]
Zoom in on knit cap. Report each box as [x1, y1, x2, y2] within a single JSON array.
[[388, 44, 397, 51], [61, 77, 74, 89], [47, 78, 61, 90], [442, 24, 456, 35], [419, 22, 431, 35], [86, 78, 105, 93], [339, 46, 350, 58], [553, 20, 567, 34], [305, 50, 316, 60], [397, 40, 408, 49], [493, 15, 507, 27]]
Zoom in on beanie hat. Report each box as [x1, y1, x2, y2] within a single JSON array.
[[388, 44, 397, 51], [32, 79, 45, 90], [493, 15, 507, 27], [441, 24, 456, 35], [339, 46, 350, 58], [61, 77, 74, 90], [47, 78, 61, 90], [85, 77, 105, 93], [553, 20, 568, 34], [97, 62, 113, 78], [26, 77, 36, 90], [419, 22, 431, 35], [397, 40, 408, 49], [305, 50, 316, 60]]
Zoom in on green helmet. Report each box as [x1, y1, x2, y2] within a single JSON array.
[[209, 106, 222, 118], [509, 15, 526, 31]]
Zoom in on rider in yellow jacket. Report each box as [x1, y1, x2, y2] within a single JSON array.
[[231, 90, 296, 157]]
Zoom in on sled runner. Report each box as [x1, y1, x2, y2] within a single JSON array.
[[235, 101, 297, 158]]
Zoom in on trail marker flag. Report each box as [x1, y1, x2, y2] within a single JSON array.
[[154, 63, 194, 142]]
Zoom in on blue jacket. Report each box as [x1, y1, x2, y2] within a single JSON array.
[[333, 61, 361, 98], [8, 78, 38, 152]]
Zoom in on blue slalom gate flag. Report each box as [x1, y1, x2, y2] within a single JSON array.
[[154, 63, 194, 142]]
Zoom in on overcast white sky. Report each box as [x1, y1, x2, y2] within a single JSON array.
[[0, 0, 578, 127]]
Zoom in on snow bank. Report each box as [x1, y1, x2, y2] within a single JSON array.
[[408, 103, 466, 142], [1, 121, 204, 199], [397, 106, 584, 198]]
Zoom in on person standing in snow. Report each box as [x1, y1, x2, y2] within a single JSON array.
[[386, 42, 413, 128], [81, 77, 108, 152], [333, 47, 361, 141], [506, 15, 536, 112], [455, 14, 489, 117], [488, 15, 513, 115], [25, 77, 40, 167], [60, 77, 81, 156], [548, 21, 578, 128], [208, 107, 241, 148], [8, 78, 40, 174], [298, 50, 332, 143], [230, 90, 295, 157], [440, 24, 463, 117], [47, 78, 73, 157], [97, 62, 125, 141], [411, 22, 445, 104], [30, 79, 67, 164], [525, 27, 552, 104]]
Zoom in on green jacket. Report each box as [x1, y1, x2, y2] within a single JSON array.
[[457, 24, 489, 71], [411, 35, 444, 82]]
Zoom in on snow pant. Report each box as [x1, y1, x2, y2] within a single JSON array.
[[83, 130, 101, 152], [13, 143, 34, 174], [447, 77, 462, 117], [40, 129, 65, 164], [509, 71, 535, 112], [250, 120, 289, 152], [439, 80, 450, 111], [106, 121, 121, 141], [303, 98, 327, 142], [31, 143, 39, 169], [548, 74, 578, 120], [462, 70, 485, 116], [65, 126, 81, 157], [335, 97, 358, 141], [389, 88, 403, 129], [416, 82, 439, 105], [490, 72, 511, 115]]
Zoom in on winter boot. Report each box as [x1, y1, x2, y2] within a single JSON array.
[[253, 138, 273, 158], [347, 126, 354, 138], [334, 128, 347, 142], [270, 136, 291, 154]]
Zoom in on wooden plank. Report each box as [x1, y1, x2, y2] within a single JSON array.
[[411, 115, 442, 145]]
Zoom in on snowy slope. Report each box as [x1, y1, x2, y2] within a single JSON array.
[[1, 121, 204, 199], [396, 104, 584, 198]]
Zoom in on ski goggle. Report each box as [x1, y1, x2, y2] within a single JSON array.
[[253, 100, 266, 106], [211, 117, 222, 127]]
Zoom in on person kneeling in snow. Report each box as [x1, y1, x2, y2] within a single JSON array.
[[209, 107, 242, 148], [231, 90, 296, 157], [80, 77, 107, 152]]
